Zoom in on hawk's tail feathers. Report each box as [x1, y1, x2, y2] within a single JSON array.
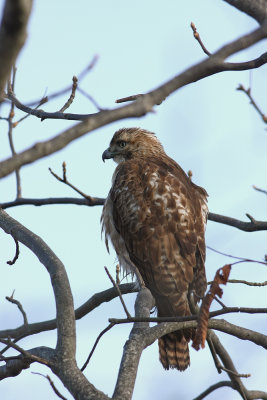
[[158, 333, 190, 371]]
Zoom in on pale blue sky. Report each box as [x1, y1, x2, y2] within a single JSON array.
[[0, 1, 266, 399]]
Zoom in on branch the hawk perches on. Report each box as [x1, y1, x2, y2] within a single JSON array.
[[101, 127, 208, 371]]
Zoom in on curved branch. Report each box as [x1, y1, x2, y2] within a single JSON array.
[[0, 208, 110, 400], [1, 24, 267, 179], [0, 208, 76, 358], [0, 0, 33, 100], [193, 381, 234, 400]]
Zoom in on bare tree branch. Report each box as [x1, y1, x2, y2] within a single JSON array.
[[191, 22, 211, 56], [2, 195, 267, 233], [193, 381, 234, 400], [0, 208, 76, 358], [7, 67, 22, 197], [1, 24, 267, 179], [237, 84, 267, 123], [81, 323, 115, 372], [32, 372, 68, 400], [0, 208, 110, 400], [109, 307, 267, 325], [207, 330, 248, 399], [5, 293, 28, 325], [104, 266, 132, 318], [253, 185, 267, 195], [49, 162, 99, 203], [227, 279, 267, 286], [0, 0, 33, 101], [0, 283, 137, 340], [26, 55, 99, 107], [223, 0, 267, 25], [0, 347, 55, 381], [112, 288, 154, 400], [6, 235, 20, 265], [0, 197, 105, 209], [208, 212, 267, 232], [58, 76, 78, 113]]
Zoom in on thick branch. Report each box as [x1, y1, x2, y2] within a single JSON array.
[[223, 0, 267, 24], [0, 209, 110, 400], [1, 24, 267, 179], [112, 288, 154, 400], [0, 0, 33, 100], [0, 209, 75, 358]]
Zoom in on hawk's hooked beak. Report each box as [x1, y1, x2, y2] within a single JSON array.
[[102, 148, 114, 162]]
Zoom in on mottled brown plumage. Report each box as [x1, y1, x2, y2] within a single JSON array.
[[101, 127, 208, 371]]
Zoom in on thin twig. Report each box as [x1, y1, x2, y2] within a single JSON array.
[[7, 67, 22, 198], [207, 246, 267, 266], [80, 323, 115, 372], [76, 86, 103, 111], [116, 264, 120, 285], [49, 163, 96, 204], [237, 84, 267, 123], [58, 76, 78, 113], [214, 296, 227, 308], [104, 266, 131, 318], [5, 293, 28, 325], [13, 96, 48, 127], [6, 236, 20, 265], [1, 196, 267, 234], [108, 306, 267, 324], [190, 22, 211, 56], [220, 366, 251, 378], [32, 372, 68, 400], [26, 55, 99, 107], [0, 196, 105, 209], [227, 279, 267, 287], [116, 94, 144, 103], [253, 185, 267, 195], [207, 336, 222, 373]]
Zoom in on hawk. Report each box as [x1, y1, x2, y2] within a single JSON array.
[[101, 127, 208, 371]]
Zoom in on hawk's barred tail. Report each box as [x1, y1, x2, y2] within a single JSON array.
[[158, 334, 190, 371]]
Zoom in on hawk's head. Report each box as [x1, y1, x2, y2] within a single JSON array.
[[102, 127, 164, 164]]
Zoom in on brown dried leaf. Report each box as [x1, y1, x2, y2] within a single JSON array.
[[192, 264, 231, 351]]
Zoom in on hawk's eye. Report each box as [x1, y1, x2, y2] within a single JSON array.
[[118, 140, 126, 148]]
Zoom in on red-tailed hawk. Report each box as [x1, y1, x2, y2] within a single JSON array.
[[101, 127, 208, 371]]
